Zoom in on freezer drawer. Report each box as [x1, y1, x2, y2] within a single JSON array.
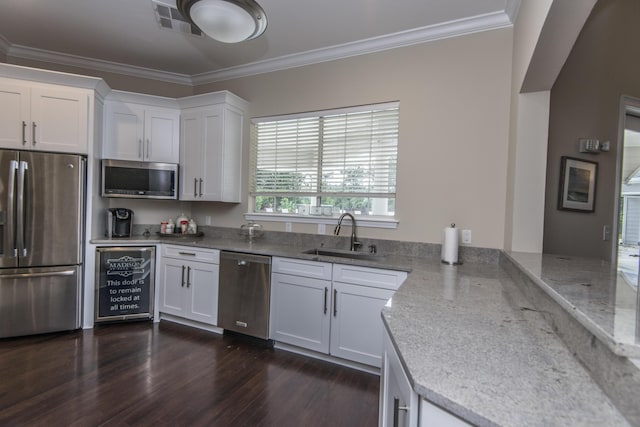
[[0, 265, 81, 338]]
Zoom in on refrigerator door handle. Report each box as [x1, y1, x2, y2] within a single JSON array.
[[7, 160, 18, 257], [1, 269, 76, 279], [17, 160, 28, 257]]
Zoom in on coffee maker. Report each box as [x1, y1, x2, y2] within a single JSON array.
[[106, 208, 134, 238]]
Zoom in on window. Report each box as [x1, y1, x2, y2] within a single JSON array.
[[250, 102, 399, 219]]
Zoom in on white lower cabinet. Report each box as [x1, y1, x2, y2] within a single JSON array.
[[159, 245, 220, 326], [380, 327, 418, 427], [380, 327, 472, 427], [270, 257, 407, 368]]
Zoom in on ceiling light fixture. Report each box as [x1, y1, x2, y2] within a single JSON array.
[[177, 0, 267, 43]]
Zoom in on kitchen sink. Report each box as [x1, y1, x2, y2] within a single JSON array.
[[302, 248, 384, 261]]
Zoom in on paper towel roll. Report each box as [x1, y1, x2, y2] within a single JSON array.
[[441, 224, 460, 264]]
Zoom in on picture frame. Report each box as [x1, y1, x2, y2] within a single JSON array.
[[558, 156, 597, 212]]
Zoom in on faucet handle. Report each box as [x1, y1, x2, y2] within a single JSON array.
[[352, 240, 363, 251]]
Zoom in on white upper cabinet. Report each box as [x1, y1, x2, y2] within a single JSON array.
[[103, 91, 180, 163], [0, 78, 90, 154], [178, 92, 248, 202]]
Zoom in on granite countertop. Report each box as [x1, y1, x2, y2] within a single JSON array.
[[91, 234, 414, 272], [382, 259, 629, 427], [91, 234, 630, 426], [505, 251, 640, 358]]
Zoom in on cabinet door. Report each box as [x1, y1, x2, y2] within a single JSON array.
[[30, 86, 89, 154], [0, 81, 30, 149], [330, 282, 394, 367], [199, 106, 223, 200], [380, 328, 418, 427], [185, 261, 219, 325], [104, 102, 145, 160], [180, 110, 204, 201], [218, 106, 243, 202], [270, 272, 331, 353], [159, 258, 188, 317], [420, 399, 472, 427], [144, 108, 179, 162]]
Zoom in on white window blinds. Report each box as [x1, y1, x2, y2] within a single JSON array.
[[251, 102, 399, 198]]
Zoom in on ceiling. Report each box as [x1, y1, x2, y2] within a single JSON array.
[[0, 0, 519, 85]]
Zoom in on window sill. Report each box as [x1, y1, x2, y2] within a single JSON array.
[[244, 213, 398, 229]]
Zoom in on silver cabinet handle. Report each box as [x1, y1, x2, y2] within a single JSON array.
[[146, 138, 150, 158], [323, 287, 328, 314], [333, 288, 337, 317], [393, 397, 409, 427], [138, 139, 143, 158], [194, 178, 198, 198], [186, 266, 191, 287], [32, 122, 36, 145], [199, 178, 203, 197], [178, 252, 196, 256], [181, 265, 186, 287], [22, 121, 26, 145]]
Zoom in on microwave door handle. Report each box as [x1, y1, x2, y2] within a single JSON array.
[[6, 160, 18, 257], [17, 160, 27, 257]]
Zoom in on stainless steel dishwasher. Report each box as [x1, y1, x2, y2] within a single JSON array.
[[218, 251, 272, 339]]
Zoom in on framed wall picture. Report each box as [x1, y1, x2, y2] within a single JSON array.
[[558, 156, 598, 212]]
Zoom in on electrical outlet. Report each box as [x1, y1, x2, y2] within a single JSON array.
[[317, 223, 326, 234], [285, 222, 292, 232], [603, 225, 611, 241], [205, 215, 212, 225], [461, 229, 472, 244]]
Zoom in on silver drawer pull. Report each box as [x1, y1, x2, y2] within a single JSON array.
[[178, 252, 196, 256], [235, 321, 248, 328]]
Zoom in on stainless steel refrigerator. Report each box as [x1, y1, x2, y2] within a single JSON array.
[[0, 150, 85, 338]]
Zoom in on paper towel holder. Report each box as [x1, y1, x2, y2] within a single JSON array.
[[441, 223, 463, 265]]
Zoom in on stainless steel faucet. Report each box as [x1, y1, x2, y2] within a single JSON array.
[[334, 213, 361, 251]]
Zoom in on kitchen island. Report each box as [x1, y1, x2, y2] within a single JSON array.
[[92, 229, 634, 426]]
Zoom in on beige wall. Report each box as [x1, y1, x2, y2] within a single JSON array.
[[504, 0, 553, 252], [543, 0, 640, 259], [2, 27, 514, 249], [192, 29, 514, 248]]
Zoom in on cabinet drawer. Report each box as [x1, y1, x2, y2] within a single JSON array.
[[272, 257, 332, 280], [333, 264, 407, 291], [162, 245, 219, 264]]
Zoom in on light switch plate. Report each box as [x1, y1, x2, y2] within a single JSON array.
[[285, 222, 292, 232], [318, 223, 326, 234]]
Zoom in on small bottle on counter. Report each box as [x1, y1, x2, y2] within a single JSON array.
[[166, 220, 174, 234], [160, 221, 168, 234]]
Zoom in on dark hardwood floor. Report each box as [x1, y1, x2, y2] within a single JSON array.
[[0, 321, 380, 426]]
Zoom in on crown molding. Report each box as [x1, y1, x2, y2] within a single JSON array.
[[2, 9, 514, 87], [5, 44, 193, 85], [193, 10, 513, 85]]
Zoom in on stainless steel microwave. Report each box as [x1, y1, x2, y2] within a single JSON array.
[[101, 159, 178, 200]]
